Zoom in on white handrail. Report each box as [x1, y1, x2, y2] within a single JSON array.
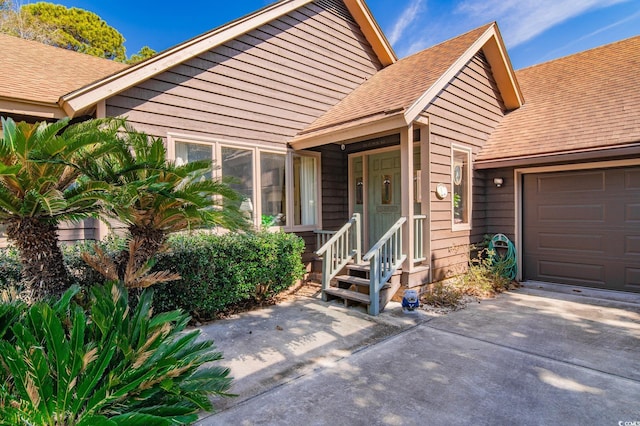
[[315, 213, 361, 293], [314, 230, 336, 251], [363, 217, 407, 261], [364, 217, 407, 315]]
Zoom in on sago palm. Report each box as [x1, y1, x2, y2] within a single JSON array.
[[0, 281, 233, 425], [84, 127, 248, 279], [0, 117, 119, 299]]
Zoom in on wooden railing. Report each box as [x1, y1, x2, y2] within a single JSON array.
[[414, 215, 427, 263], [315, 213, 362, 293], [363, 217, 407, 316], [314, 229, 336, 251]]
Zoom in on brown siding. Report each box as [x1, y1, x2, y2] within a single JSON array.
[[425, 51, 506, 281], [317, 144, 348, 230], [484, 167, 516, 240], [106, 1, 381, 146]]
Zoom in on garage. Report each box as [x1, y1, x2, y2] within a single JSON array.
[[523, 166, 640, 292]]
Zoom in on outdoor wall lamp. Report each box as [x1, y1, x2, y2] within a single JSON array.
[[493, 177, 504, 188]]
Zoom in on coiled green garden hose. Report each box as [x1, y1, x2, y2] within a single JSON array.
[[488, 233, 517, 281]]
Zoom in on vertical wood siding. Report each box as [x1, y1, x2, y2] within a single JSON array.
[[106, 0, 382, 146], [425, 51, 506, 281]]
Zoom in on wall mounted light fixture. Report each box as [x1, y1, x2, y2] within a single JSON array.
[[493, 177, 504, 188]]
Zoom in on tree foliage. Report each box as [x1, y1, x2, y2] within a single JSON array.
[[0, 0, 56, 45], [81, 125, 248, 281], [21, 2, 126, 61], [0, 1, 156, 63], [127, 45, 156, 64], [0, 281, 233, 424], [0, 117, 122, 300], [0, 117, 247, 300]]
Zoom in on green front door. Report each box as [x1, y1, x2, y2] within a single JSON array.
[[368, 150, 401, 246]]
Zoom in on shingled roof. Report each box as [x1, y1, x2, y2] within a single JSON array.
[[291, 22, 522, 149], [478, 35, 640, 165], [0, 33, 128, 118], [301, 24, 492, 134]]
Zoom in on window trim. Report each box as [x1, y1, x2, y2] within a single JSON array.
[[451, 144, 472, 231], [167, 134, 321, 231], [288, 150, 322, 232]]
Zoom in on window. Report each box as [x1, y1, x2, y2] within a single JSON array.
[[452, 145, 472, 230], [221, 146, 254, 220], [293, 155, 317, 226], [260, 152, 286, 226], [175, 141, 213, 179], [170, 136, 320, 230]]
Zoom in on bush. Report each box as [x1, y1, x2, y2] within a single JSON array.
[[422, 242, 513, 310], [421, 281, 464, 308], [152, 231, 306, 320], [0, 281, 233, 425], [459, 244, 512, 297], [0, 230, 306, 321], [0, 246, 21, 290]]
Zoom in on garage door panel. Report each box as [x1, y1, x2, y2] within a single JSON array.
[[627, 268, 640, 290], [626, 203, 640, 222], [625, 169, 640, 188], [626, 236, 640, 256], [537, 232, 604, 253], [524, 167, 640, 292], [532, 258, 606, 286], [536, 171, 605, 193], [538, 204, 604, 222]]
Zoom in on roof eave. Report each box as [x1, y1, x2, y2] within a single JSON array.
[[61, 0, 396, 118], [61, 0, 315, 117], [1, 96, 67, 120], [343, 0, 396, 66], [403, 23, 523, 124], [290, 112, 407, 150], [475, 142, 640, 169]]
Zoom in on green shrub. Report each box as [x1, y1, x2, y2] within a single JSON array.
[[0, 230, 305, 320], [63, 236, 126, 286], [0, 281, 232, 425], [0, 246, 21, 290], [152, 231, 306, 320], [459, 244, 512, 297]]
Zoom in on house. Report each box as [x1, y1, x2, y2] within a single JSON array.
[[1, 0, 638, 313]]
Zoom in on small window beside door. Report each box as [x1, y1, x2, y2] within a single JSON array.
[[452, 145, 472, 230]]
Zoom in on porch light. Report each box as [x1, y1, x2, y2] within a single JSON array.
[[493, 177, 504, 188]]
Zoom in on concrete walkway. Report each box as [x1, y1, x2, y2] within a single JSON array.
[[197, 284, 640, 425]]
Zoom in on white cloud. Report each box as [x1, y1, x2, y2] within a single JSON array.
[[388, 0, 427, 45], [455, 0, 630, 47]]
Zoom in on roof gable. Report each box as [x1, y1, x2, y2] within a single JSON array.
[[291, 22, 523, 149], [478, 35, 640, 166], [61, 0, 396, 118], [0, 33, 127, 119]]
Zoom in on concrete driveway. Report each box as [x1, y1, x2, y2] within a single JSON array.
[[198, 283, 640, 425]]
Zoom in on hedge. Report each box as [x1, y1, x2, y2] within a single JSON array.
[[0, 230, 306, 321]]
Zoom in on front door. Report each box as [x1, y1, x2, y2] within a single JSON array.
[[368, 150, 401, 246]]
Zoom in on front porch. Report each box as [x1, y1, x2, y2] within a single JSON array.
[[303, 121, 435, 315]]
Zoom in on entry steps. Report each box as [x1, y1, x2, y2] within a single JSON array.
[[323, 262, 401, 312]]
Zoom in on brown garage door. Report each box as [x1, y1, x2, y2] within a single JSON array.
[[523, 167, 640, 292]]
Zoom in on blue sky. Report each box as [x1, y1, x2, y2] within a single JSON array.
[[51, 0, 640, 69]]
